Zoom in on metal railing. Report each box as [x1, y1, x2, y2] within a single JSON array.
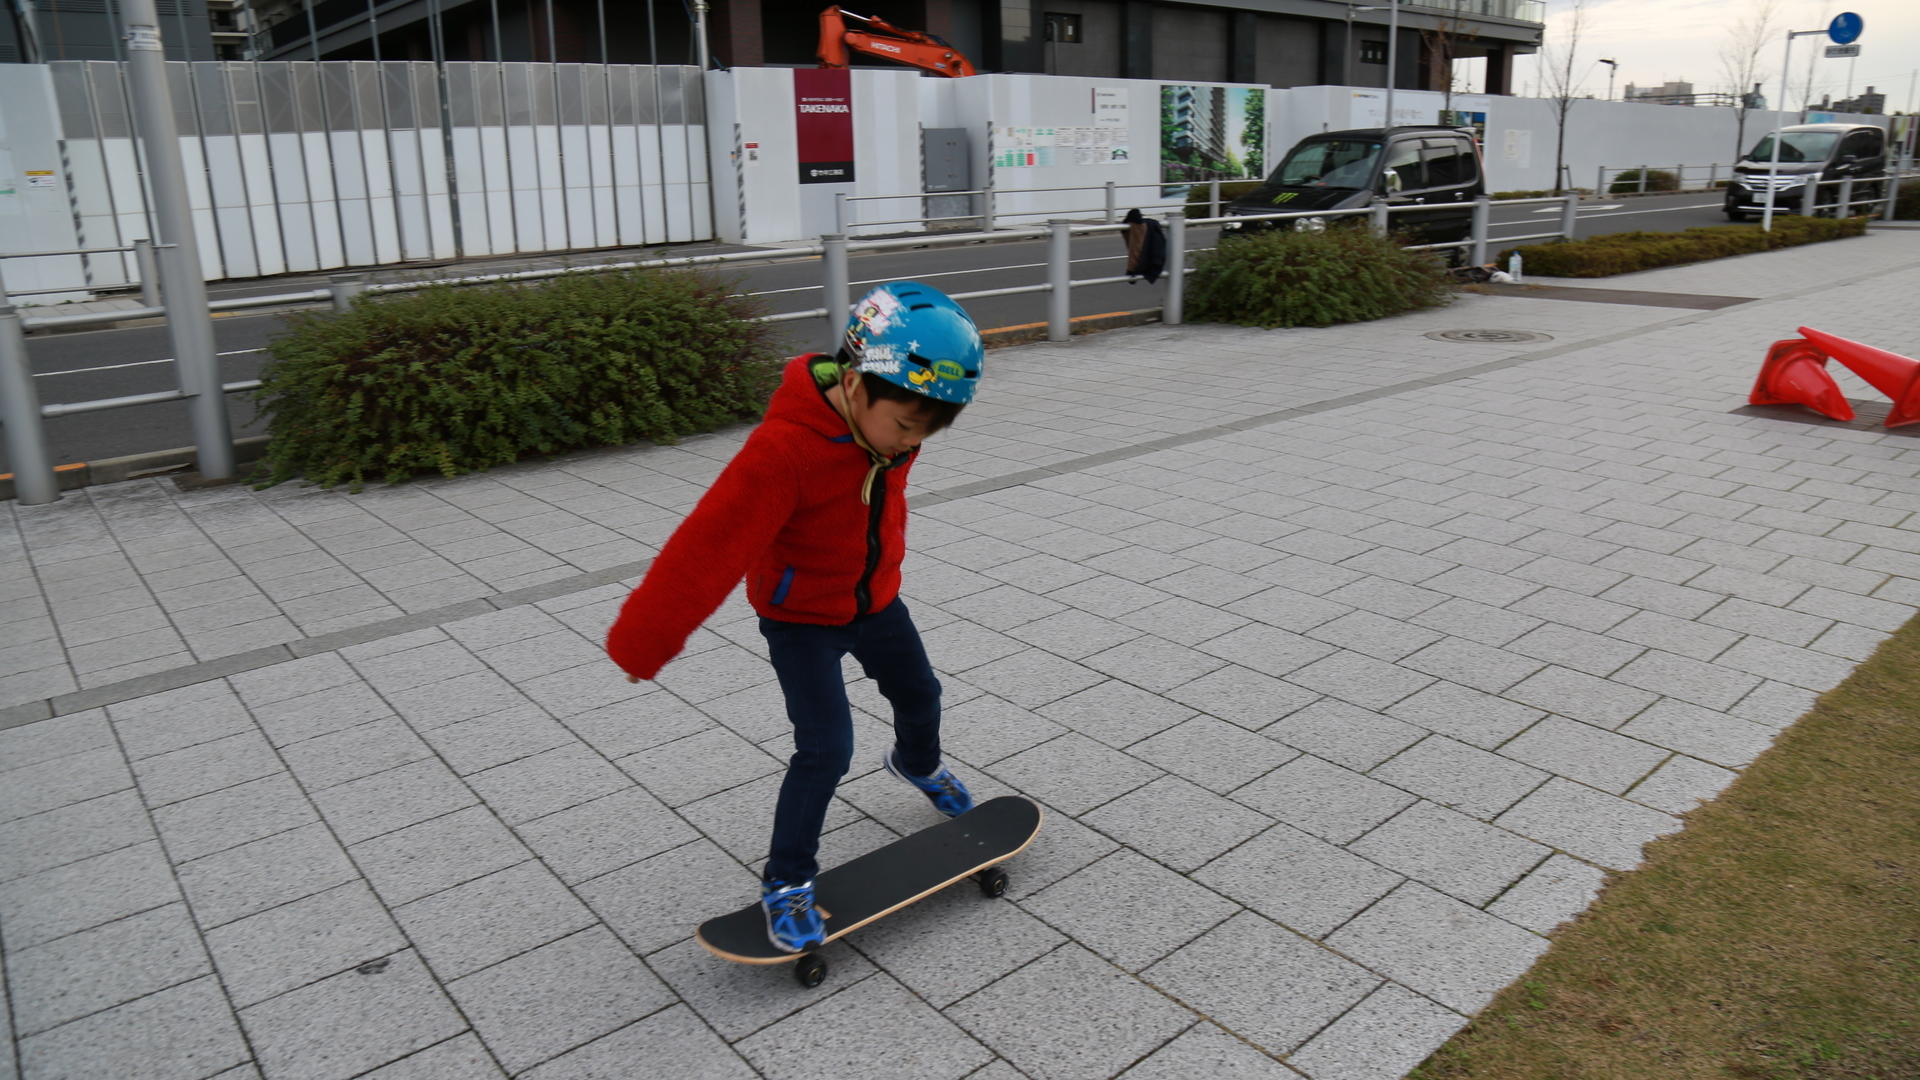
[[1595, 163, 1735, 195], [836, 179, 1247, 234], [28, 183, 1869, 505]]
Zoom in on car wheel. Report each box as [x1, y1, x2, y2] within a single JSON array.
[[1725, 209, 1748, 222]]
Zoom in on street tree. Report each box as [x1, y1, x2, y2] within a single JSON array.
[[1718, 0, 1781, 161], [1538, 0, 1590, 195]]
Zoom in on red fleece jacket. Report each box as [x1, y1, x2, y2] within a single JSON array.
[[604, 356, 916, 680]]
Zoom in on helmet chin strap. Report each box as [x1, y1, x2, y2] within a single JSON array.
[[830, 374, 888, 506]]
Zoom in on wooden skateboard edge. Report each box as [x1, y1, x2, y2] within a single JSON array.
[[694, 802, 1046, 966]]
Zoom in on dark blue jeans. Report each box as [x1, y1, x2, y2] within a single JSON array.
[[759, 598, 942, 884]]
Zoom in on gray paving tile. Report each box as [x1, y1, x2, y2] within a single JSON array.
[[1286, 982, 1465, 1080], [351, 805, 532, 907], [1349, 801, 1549, 906], [578, 840, 758, 957], [1499, 717, 1671, 795], [395, 860, 598, 981], [1081, 777, 1274, 874], [0, 788, 155, 884], [356, 1033, 504, 1079], [8, 902, 211, 1036], [1126, 716, 1298, 793], [152, 774, 319, 863], [1081, 635, 1228, 694], [175, 821, 358, 929], [646, 935, 879, 1042], [985, 734, 1164, 816], [1385, 681, 1545, 750], [1495, 778, 1681, 871], [15, 976, 248, 1080], [927, 694, 1067, 769], [1265, 699, 1427, 772], [1142, 910, 1377, 1055], [737, 973, 994, 1080], [1486, 853, 1609, 934], [516, 1005, 752, 1080], [1626, 755, 1740, 815], [1616, 698, 1779, 768], [516, 787, 700, 884], [1116, 1020, 1294, 1080], [1193, 823, 1402, 940], [1504, 665, 1659, 729], [0, 839, 179, 952], [0, 746, 133, 825], [252, 683, 398, 746], [1324, 882, 1547, 1014], [1286, 649, 1434, 710], [310, 758, 478, 845], [105, 685, 255, 761], [611, 726, 780, 810], [238, 950, 466, 1080], [447, 926, 674, 1073], [1230, 755, 1416, 845], [1191, 622, 1337, 680], [948, 944, 1194, 1080], [383, 670, 529, 730], [1368, 734, 1548, 819], [957, 647, 1108, 709], [843, 885, 1066, 1008], [938, 583, 1070, 631], [205, 879, 407, 1007], [1023, 848, 1239, 972]]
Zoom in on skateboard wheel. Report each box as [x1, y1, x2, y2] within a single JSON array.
[[978, 869, 1010, 898], [795, 954, 828, 988]]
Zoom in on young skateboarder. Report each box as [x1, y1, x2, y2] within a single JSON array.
[[606, 281, 985, 953]]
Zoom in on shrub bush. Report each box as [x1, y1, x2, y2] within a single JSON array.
[[1183, 180, 1265, 214], [1183, 225, 1452, 329], [253, 268, 783, 490], [1607, 168, 1680, 194], [1499, 214, 1868, 277], [1896, 178, 1920, 220]]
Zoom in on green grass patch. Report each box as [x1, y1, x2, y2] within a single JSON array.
[[1502, 215, 1869, 277], [1607, 168, 1680, 194], [1412, 610, 1920, 1080], [1183, 226, 1452, 329], [252, 267, 783, 490]]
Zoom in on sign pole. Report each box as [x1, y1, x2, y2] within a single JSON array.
[[120, 0, 235, 479], [1763, 30, 1792, 232]]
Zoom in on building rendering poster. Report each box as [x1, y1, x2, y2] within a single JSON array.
[[1160, 84, 1265, 195]]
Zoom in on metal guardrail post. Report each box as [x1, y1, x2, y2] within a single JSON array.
[[1638, 166, 1649, 195], [982, 187, 996, 232], [0, 291, 60, 505], [1709, 163, 1718, 191], [821, 234, 850, 324], [1883, 172, 1902, 220], [1560, 193, 1580, 240], [1370, 198, 1390, 236], [1470, 195, 1491, 267], [1163, 211, 1185, 327], [1838, 175, 1854, 217], [1596, 166, 1607, 195], [1104, 181, 1116, 224], [122, 0, 233, 480], [329, 273, 367, 312], [1209, 179, 1221, 219], [133, 239, 160, 307], [835, 192, 848, 235], [1046, 219, 1071, 342]]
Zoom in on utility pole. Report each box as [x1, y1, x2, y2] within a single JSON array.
[[1385, 0, 1398, 127], [1598, 58, 1616, 101], [120, 0, 235, 478], [1764, 26, 1832, 232]]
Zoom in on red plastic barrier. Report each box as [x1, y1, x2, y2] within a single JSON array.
[[1798, 326, 1920, 429], [1749, 338, 1854, 422]]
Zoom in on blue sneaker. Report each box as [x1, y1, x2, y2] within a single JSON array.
[[760, 879, 825, 953], [884, 748, 974, 817]]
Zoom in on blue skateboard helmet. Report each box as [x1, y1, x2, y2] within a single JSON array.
[[841, 281, 983, 405]]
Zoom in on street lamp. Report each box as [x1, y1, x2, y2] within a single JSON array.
[[1386, 0, 1399, 128], [1598, 58, 1617, 101], [1345, 4, 1382, 94]]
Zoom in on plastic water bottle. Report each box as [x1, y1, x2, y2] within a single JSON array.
[[1507, 252, 1524, 285]]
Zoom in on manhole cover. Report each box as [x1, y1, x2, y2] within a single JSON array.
[[1425, 329, 1554, 344]]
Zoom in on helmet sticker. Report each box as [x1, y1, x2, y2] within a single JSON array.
[[932, 359, 966, 381]]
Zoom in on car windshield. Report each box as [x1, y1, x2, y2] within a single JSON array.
[[1746, 132, 1839, 164], [1269, 139, 1383, 189]]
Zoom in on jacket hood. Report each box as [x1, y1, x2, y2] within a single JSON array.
[[766, 354, 856, 442]]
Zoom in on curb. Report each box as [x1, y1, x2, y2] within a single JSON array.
[[0, 436, 271, 502], [980, 307, 1162, 348]]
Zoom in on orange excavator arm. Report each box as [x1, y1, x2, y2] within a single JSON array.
[[818, 6, 977, 78]]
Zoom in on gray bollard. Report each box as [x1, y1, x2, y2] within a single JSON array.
[[329, 273, 367, 312], [0, 293, 60, 505], [1838, 175, 1854, 217], [1470, 194, 1491, 268], [1560, 193, 1580, 240], [1163, 212, 1185, 326], [1047, 219, 1072, 342], [1370, 198, 1390, 236], [1104, 181, 1116, 224], [821, 234, 850, 327], [133, 238, 160, 307]]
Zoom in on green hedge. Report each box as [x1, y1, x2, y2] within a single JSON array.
[[1183, 180, 1265, 214], [1896, 178, 1920, 220], [253, 268, 783, 490], [1184, 226, 1452, 329], [1499, 214, 1869, 277], [1607, 168, 1679, 194]]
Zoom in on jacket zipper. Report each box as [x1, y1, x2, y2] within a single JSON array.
[[853, 453, 910, 615]]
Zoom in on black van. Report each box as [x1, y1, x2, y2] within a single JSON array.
[[1222, 126, 1485, 253], [1724, 123, 1887, 220]]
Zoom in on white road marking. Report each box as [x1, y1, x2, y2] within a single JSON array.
[[34, 349, 265, 377]]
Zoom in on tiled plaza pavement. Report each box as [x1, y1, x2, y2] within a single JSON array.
[[4, 229, 1920, 1080]]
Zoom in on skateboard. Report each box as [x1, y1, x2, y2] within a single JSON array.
[[695, 794, 1043, 987]]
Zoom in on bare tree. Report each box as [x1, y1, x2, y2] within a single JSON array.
[[1419, 13, 1482, 118], [1538, 0, 1590, 195], [1796, 0, 1833, 115], [1718, 0, 1781, 162]]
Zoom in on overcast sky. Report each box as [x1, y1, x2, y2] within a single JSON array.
[[1508, 0, 1918, 110]]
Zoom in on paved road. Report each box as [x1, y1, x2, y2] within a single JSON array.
[[11, 191, 1737, 467]]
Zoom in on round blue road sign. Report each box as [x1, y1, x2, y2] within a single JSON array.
[[1828, 12, 1863, 45]]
